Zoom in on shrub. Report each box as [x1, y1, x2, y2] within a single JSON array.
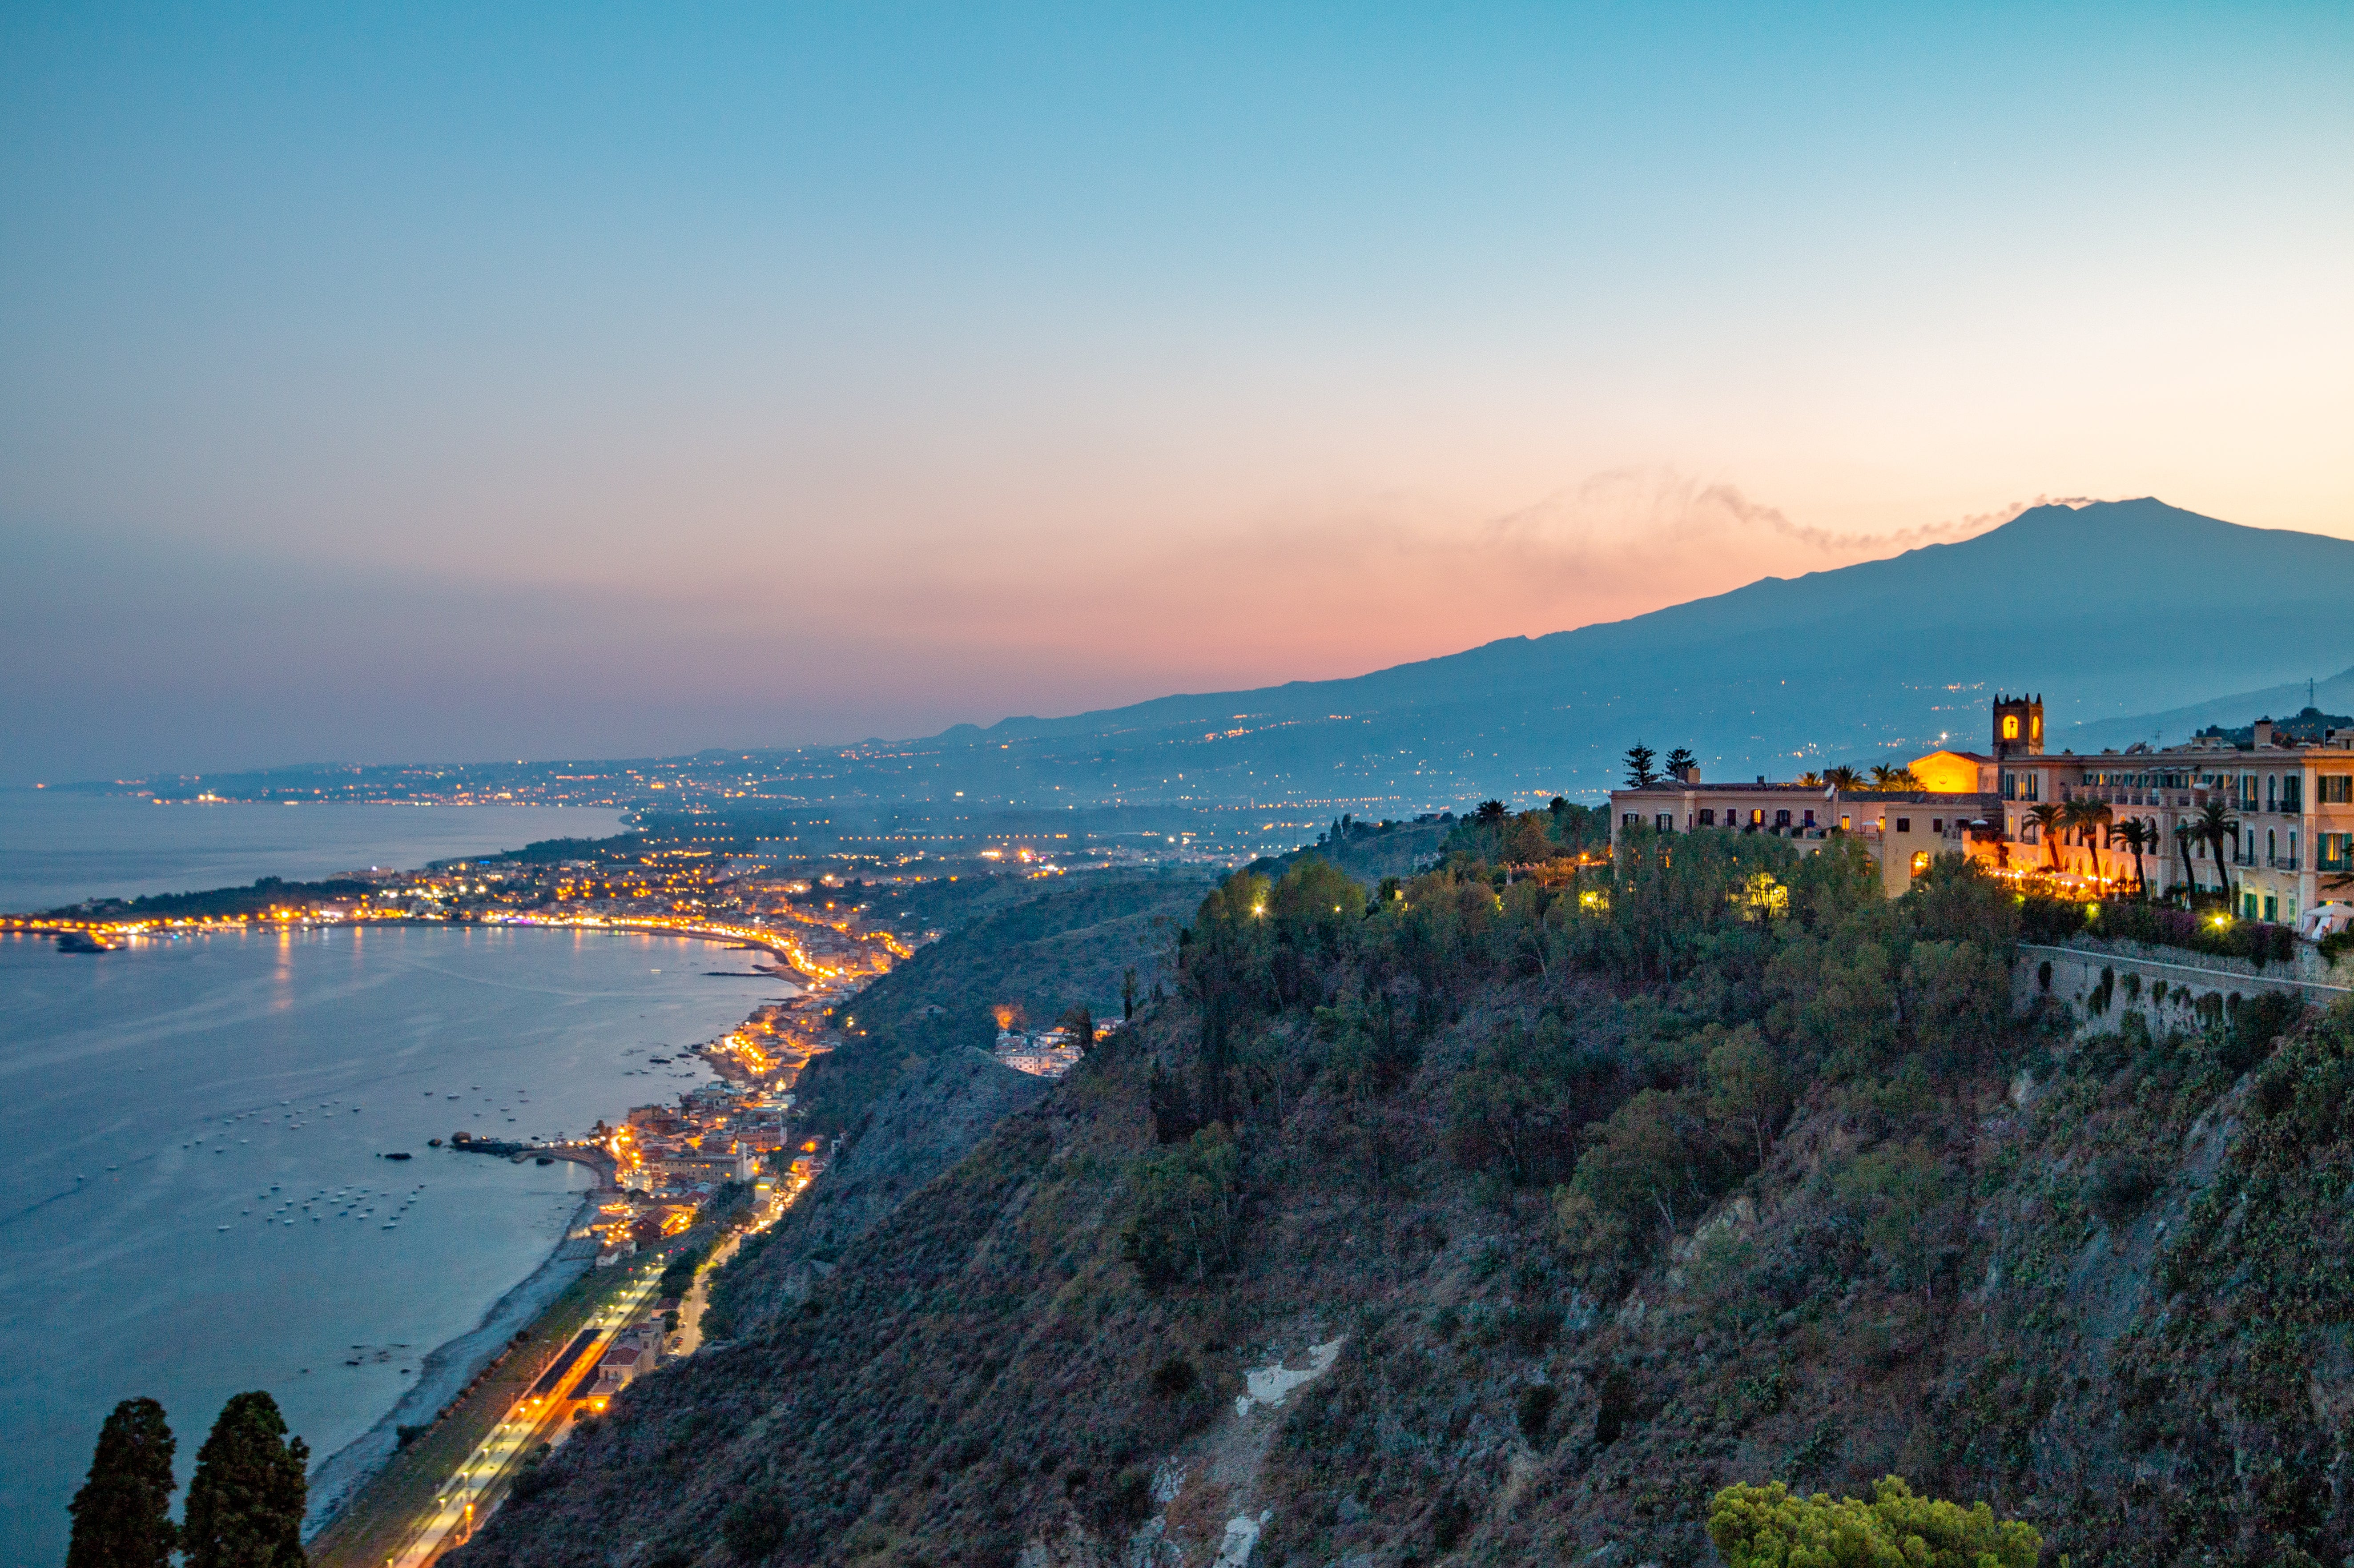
[[721, 1488, 792, 1561], [1707, 1476, 2039, 1568], [2087, 1152, 2160, 1225], [1515, 1384, 1559, 1441], [1147, 1357, 1198, 1398]]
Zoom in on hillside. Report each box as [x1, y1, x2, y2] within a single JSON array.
[[2061, 661, 2354, 754], [455, 841, 2354, 1568], [789, 870, 1214, 1143]]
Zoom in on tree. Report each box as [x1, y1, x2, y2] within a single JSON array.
[[1823, 765, 1863, 792], [2110, 816, 2154, 894], [1663, 746, 1696, 780], [1704, 1026, 1788, 1167], [1796, 771, 1823, 788], [1708, 1476, 2039, 1568], [2195, 798, 2240, 905], [1120, 967, 1139, 1021], [2024, 802, 2064, 868], [2061, 796, 2112, 880], [1475, 799, 1508, 826], [1058, 1005, 1095, 1051], [182, 1392, 308, 1568], [67, 1398, 178, 1568], [1622, 743, 1658, 789]]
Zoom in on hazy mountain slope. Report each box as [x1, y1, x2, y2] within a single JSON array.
[[872, 499, 2354, 808], [2061, 661, 2354, 753]]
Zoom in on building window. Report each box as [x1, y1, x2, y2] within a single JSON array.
[[2001, 771, 2016, 800], [1622, 812, 1638, 829], [2282, 776, 2303, 812], [1895, 817, 1911, 832], [2245, 891, 2260, 920], [1910, 851, 1931, 877], [2267, 776, 2278, 812], [1839, 815, 1851, 831], [2322, 833, 2353, 871], [2264, 894, 2278, 922], [1656, 813, 1673, 832], [1774, 809, 1791, 828], [1931, 818, 1944, 832], [1803, 809, 1816, 827], [2322, 774, 2353, 805], [1698, 808, 1715, 826], [2024, 773, 2039, 801]]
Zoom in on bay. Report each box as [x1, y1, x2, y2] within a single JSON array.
[[0, 924, 781, 1566], [0, 792, 627, 913]]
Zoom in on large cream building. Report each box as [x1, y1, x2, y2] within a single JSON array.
[[1609, 693, 2354, 923]]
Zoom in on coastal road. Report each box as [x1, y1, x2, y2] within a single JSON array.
[[386, 1262, 667, 1568]]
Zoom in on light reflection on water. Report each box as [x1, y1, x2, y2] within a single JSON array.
[[0, 925, 778, 1566]]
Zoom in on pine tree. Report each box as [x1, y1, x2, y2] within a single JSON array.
[[1622, 742, 1658, 789], [66, 1397, 178, 1568], [182, 1391, 309, 1568]]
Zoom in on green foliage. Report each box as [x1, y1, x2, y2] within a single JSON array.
[[1707, 1476, 2039, 1568], [182, 1391, 308, 1568], [1445, 1017, 1620, 1185], [720, 1487, 793, 1561], [1120, 1124, 1243, 1288], [1705, 1024, 1789, 1167], [66, 1397, 178, 1568], [1515, 1384, 1560, 1441], [1829, 1142, 1953, 1298], [1569, 1088, 1728, 1247]]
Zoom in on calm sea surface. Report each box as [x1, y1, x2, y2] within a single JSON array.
[[0, 805, 776, 1565], [0, 792, 626, 913]]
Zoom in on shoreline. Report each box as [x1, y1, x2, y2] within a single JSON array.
[[303, 1190, 604, 1537]]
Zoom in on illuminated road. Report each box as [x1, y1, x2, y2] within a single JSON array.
[[386, 1263, 666, 1568]]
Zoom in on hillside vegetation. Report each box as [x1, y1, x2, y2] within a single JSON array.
[[457, 831, 2351, 1568], [790, 870, 1211, 1141]]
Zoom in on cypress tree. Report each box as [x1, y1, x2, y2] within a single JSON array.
[[181, 1391, 309, 1568], [65, 1397, 178, 1568]]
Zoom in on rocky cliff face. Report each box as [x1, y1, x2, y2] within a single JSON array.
[[716, 1049, 1051, 1334], [456, 856, 2354, 1568]]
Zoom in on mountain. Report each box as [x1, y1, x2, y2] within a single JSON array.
[[2060, 661, 2354, 754], [834, 499, 2354, 811]]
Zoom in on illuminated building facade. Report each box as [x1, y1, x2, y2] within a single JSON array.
[[1609, 696, 2354, 921]]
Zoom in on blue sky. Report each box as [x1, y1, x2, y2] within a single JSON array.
[[3, 3, 2349, 780]]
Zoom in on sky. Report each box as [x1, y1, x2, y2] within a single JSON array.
[[3, 2, 2350, 783]]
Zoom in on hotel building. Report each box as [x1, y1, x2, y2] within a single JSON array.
[[1609, 694, 2354, 925]]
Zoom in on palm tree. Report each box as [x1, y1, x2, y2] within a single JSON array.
[[2025, 802, 2065, 869], [1824, 765, 1863, 792], [1796, 770, 1824, 788], [2172, 822, 2196, 900], [2110, 816, 2153, 894], [1868, 763, 1899, 788], [2194, 798, 2239, 907], [2062, 797, 2113, 882]]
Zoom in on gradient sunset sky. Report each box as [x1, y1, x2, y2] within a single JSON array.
[[3, 3, 2348, 780]]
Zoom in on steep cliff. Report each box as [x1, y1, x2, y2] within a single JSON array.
[[458, 846, 2354, 1568]]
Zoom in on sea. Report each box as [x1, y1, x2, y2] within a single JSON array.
[[0, 798, 780, 1565]]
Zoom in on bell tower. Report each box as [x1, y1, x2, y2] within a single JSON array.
[[1992, 692, 2043, 760]]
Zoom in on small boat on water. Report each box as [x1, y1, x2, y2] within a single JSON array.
[[56, 931, 119, 954], [382, 1151, 413, 1161]]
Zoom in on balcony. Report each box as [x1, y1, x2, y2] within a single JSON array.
[[2269, 855, 2299, 872]]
